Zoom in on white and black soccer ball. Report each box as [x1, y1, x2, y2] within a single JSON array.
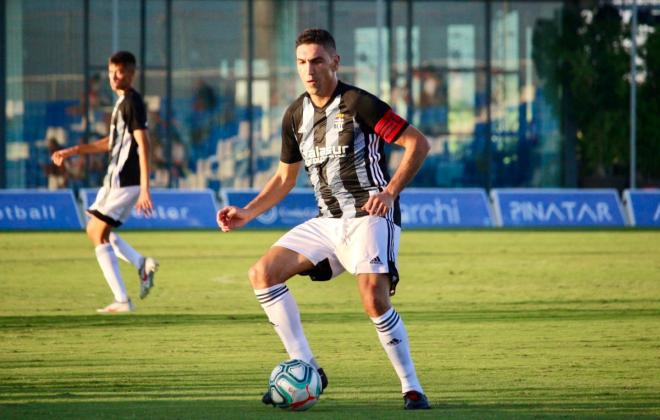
[[268, 359, 322, 411]]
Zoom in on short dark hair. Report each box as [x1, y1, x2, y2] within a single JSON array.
[[109, 51, 137, 68], [295, 28, 336, 55]]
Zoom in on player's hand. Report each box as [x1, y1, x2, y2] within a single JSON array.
[[217, 206, 250, 232], [135, 189, 153, 216], [361, 190, 395, 217]]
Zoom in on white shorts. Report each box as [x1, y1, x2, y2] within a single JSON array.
[[87, 185, 140, 227], [274, 216, 401, 293]]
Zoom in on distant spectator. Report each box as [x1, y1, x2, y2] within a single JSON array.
[[148, 110, 187, 185], [189, 79, 219, 167], [43, 138, 67, 189], [67, 73, 112, 134], [193, 79, 218, 112]]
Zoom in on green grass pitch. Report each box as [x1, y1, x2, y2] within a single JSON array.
[[1, 230, 659, 419]]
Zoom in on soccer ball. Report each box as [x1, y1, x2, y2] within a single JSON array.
[[268, 359, 322, 411]]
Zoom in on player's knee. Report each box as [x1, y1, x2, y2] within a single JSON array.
[[247, 264, 259, 286], [85, 222, 97, 242], [362, 297, 390, 318], [360, 283, 390, 317], [85, 220, 109, 246], [248, 260, 279, 289]]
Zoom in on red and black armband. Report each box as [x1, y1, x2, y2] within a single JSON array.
[[374, 109, 409, 143]]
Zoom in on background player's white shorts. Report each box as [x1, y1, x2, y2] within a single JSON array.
[[87, 185, 140, 227], [274, 215, 401, 279]]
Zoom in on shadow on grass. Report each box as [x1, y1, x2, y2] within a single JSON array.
[[2, 398, 659, 419], [2, 305, 660, 331]]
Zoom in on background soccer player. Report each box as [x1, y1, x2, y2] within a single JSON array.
[[217, 29, 431, 409], [52, 51, 158, 313]]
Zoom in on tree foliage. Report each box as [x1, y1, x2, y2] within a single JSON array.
[[533, 4, 658, 184], [638, 28, 660, 180]]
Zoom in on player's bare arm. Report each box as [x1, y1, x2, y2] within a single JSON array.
[[217, 161, 301, 232], [134, 128, 153, 216], [51, 136, 110, 166], [362, 125, 431, 216]]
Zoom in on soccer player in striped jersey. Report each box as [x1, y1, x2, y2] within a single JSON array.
[[52, 51, 158, 313], [217, 29, 431, 409]]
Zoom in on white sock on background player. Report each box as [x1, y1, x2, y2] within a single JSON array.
[[95, 243, 129, 302], [371, 307, 424, 394], [254, 284, 319, 369], [109, 232, 143, 268]]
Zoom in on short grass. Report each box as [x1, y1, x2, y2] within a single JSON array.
[[1, 230, 659, 419]]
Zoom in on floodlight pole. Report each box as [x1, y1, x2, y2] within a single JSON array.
[[112, 0, 119, 53], [0, 0, 5, 188], [630, 0, 638, 190], [139, 0, 146, 95], [83, 0, 91, 186], [376, 0, 384, 98], [247, 0, 254, 188], [165, 0, 173, 187]]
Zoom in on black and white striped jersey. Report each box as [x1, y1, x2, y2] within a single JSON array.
[[281, 81, 408, 225], [103, 88, 147, 189]]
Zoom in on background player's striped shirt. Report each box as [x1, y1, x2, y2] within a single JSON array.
[[104, 88, 147, 189]]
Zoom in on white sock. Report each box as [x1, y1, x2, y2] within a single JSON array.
[[109, 232, 144, 268], [95, 244, 129, 302], [371, 307, 423, 394], [254, 284, 318, 369]]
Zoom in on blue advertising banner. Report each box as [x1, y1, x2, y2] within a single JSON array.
[[80, 188, 218, 229], [623, 189, 660, 227], [400, 188, 493, 228], [223, 188, 494, 228], [221, 188, 318, 228], [0, 189, 83, 230], [491, 189, 626, 227]]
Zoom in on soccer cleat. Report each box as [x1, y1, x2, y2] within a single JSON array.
[[138, 257, 159, 299], [317, 368, 328, 390], [96, 299, 134, 314], [262, 367, 328, 406], [403, 390, 431, 410]]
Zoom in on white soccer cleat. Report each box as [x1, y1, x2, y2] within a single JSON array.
[[138, 257, 159, 299], [96, 299, 134, 314]]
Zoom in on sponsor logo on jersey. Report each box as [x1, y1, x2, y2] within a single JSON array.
[[304, 145, 349, 165]]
